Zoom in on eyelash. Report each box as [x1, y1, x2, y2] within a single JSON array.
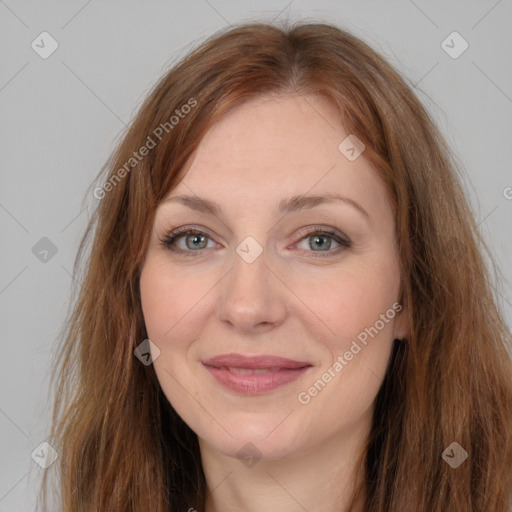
[[158, 225, 352, 258]]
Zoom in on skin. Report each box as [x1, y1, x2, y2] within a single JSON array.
[[139, 92, 410, 512]]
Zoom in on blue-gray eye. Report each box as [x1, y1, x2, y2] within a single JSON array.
[[303, 233, 335, 251], [160, 229, 215, 255], [160, 226, 351, 258]]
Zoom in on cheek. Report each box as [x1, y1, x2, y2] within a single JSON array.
[[296, 262, 400, 418], [139, 258, 208, 348], [331, 275, 398, 338], [297, 255, 401, 349], [296, 259, 400, 414], [140, 267, 173, 342], [139, 259, 221, 441]]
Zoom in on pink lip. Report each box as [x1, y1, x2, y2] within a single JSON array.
[[202, 353, 313, 395], [203, 353, 311, 369]]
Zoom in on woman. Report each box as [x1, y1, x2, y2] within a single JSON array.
[[39, 21, 512, 511]]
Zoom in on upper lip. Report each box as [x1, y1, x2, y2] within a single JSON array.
[[202, 353, 312, 370]]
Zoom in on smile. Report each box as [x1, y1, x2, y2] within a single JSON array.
[[202, 363, 312, 394]]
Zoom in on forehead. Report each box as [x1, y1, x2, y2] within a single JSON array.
[[189, 93, 346, 174], [165, 93, 388, 219]]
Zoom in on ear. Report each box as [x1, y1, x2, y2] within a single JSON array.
[[392, 301, 410, 341]]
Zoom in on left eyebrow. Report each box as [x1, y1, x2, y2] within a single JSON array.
[[162, 193, 370, 221]]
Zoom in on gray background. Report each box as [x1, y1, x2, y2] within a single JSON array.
[[1, 1, 511, 510]]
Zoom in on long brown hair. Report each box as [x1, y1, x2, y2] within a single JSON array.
[[38, 21, 512, 511]]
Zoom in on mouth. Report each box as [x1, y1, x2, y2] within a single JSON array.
[[207, 366, 303, 374], [201, 353, 313, 394], [202, 353, 311, 370]]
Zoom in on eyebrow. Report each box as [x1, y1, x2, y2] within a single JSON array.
[[162, 193, 370, 220]]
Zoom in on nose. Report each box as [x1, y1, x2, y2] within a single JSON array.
[[216, 244, 287, 334]]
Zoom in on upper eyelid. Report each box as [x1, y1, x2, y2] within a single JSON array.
[[163, 224, 346, 238], [162, 225, 350, 249]]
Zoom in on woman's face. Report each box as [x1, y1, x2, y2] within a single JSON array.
[[139, 93, 408, 461]]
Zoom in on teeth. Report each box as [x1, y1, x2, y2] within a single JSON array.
[[225, 367, 280, 374]]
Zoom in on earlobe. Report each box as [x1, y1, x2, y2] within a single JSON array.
[[393, 305, 410, 342]]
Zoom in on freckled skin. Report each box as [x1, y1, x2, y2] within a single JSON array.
[[139, 93, 409, 511]]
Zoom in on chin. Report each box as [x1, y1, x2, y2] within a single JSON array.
[[198, 417, 308, 463]]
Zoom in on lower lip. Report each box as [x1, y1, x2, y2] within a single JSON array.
[[202, 364, 312, 395]]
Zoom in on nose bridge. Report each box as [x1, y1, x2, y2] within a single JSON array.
[[232, 237, 267, 288], [216, 235, 286, 330]]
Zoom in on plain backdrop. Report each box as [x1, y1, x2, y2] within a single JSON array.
[[1, 1, 511, 510]]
